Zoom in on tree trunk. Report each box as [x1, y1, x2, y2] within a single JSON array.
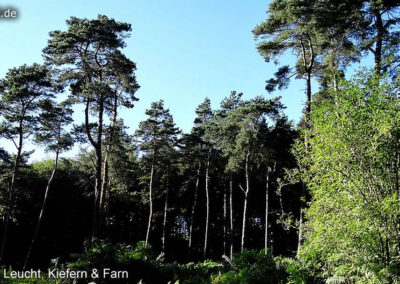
[[0, 125, 23, 263], [91, 135, 103, 242], [297, 184, 305, 255], [145, 163, 155, 247], [99, 151, 109, 233], [374, 10, 383, 74], [305, 71, 312, 121], [162, 167, 170, 253], [24, 149, 60, 269], [229, 176, 234, 259], [223, 181, 227, 256], [99, 91, 118, 233], [162, 192, 168, 253], [265, 168, 270, 254], [241, 194, 248, 253], [188, 162, 201, 259], [241, 152, 251, 252], [297, 41, 312, 253], [85, 93, 104, 244], [203, 149, 211, 259]]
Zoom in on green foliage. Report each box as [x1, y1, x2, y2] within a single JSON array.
[[275, 256, 315, 284], [297, 72, 400, 282], [66, 240, 226, 284], [160, 261, 225, 284], [216, 96, 283, 173], [213, 250, 288, 284], [35, 99, 74, 153], [0, 63, 59, 152], [32, 160, 54, 178]]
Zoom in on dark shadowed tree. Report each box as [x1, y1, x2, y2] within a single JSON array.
[[193, 98, 214, 259], [23, 100, 73, 269], [43, 15, 139, 241], [135, 100, 179, 248], [217, 96, 283, 251], [0, 64, 59, 262]]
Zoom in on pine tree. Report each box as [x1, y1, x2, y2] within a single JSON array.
[[24, 100, 73, 268], [217, 96, 282, 251], [193, 98, 214, 259], [43, 15, 139, 241], [0, 64, 59, 262], [135, 100, 179, 248]]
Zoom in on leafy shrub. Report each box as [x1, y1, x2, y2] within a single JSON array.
[[275, 256, 315, 284], [212, 250, 288, 284], [159, 260, 226, 284], [66, 240, 227, 283], [67, 240, 164, 283]]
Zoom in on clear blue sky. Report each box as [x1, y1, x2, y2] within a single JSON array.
[[1, 0, 312, 161]]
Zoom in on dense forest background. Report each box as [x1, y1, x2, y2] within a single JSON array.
[[1, 0, 400, 283]]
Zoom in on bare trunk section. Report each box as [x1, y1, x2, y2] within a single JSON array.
[[24, 149, 60, 269], [297, 35, 313, 254], [223, 181, 227, 256], [229, 177, 234, 259], [188, 162, 201, 258], [297, 184, 305, 255], [84, 93, 103, 245], [241, 152, 251, 252], [0, 123, 23, 263], [162, 167, 170, 253], [91, 94, 104, 243], [203, 149, 211, 259], [145, 163, 155, 247], [299, 35, 314, 121], [98, 151, 109, 234], [374, 10, 383, 75], [333, 71, 340, 107], [305, 71, 312, 121], [99, 92, 118, 233], [162, 192, 168, 253], [265, 168, 270, 254]]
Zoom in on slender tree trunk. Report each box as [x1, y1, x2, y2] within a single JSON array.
[[91, 126, 103, 242], [162, 192, 168, 253], [94, 95, 104, 239], [100, 154, 109, 212], [104, 178, 112, 236], [297, 184, 305, 255], [374, 10, 383, 75], [99, 92, 118, 233], [24, 149, 60, 269], [0, 126, 23, 263], [188, 162, 201, 258], [162, 167, 170, 253], [297, 40, 313, 252], [265, 168, 270, 254], [85, 92, 104, 244], [203, 149, 211, 259], [333, 70, 339, 101], [241, 152, 251, 252], [98, 151, 109, 234], [223, 181, 227, 256], [145, 163, 155, 247], [229, 176, 234, 259], [241, 196, 248, 253], [305, 72, 312, 120]]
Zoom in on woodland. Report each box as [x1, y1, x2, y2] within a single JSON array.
[[1, 0, 400, 283]]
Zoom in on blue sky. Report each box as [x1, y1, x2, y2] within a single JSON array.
[[1, 0, 312, 160]]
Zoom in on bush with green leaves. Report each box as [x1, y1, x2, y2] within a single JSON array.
[[212, 250, 289, 284], [297, 72, 400, 283], [66, 240, 226, 284], [66, 240, 164, 283]]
